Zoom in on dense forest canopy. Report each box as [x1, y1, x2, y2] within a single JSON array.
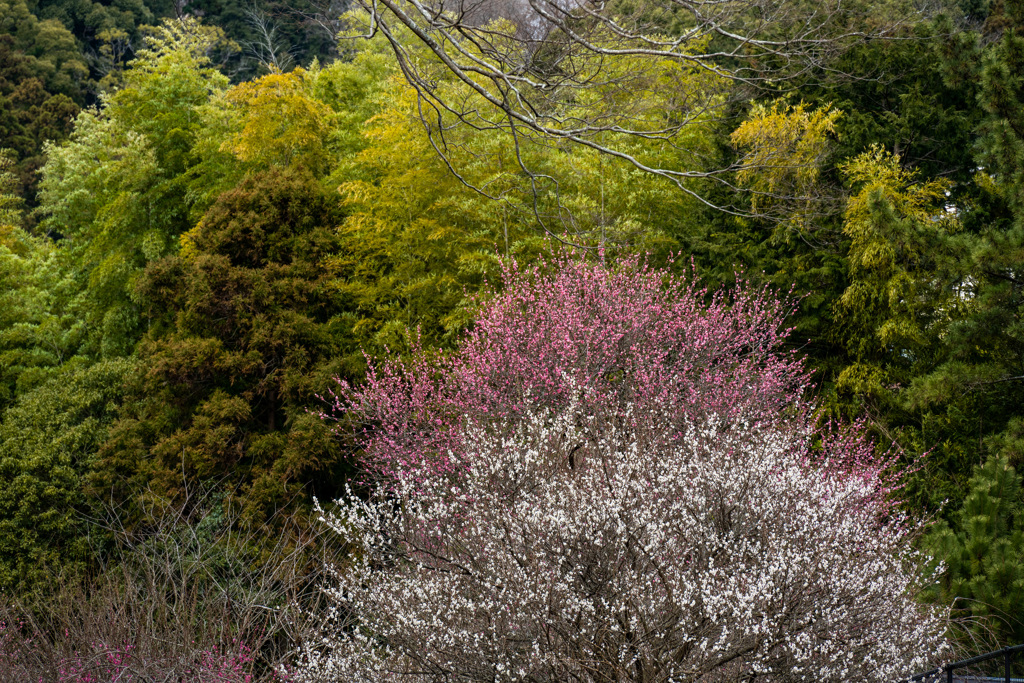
[[2, 0, 1024, 675]]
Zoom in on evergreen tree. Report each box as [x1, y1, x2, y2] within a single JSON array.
[[898, 0, 1024, 511], [0, 155, 87, 411], [924, 455, 1024, 645], [94, 167, 351, 524], [0, 0, 84, 208], [0, 0, 88, 99]]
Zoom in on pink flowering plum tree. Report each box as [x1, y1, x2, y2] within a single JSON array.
[[324, 256, 810, 483], [300, 257, 949, 682]]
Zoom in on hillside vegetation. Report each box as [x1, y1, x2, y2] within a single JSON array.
[[2, 0, 1024, 676]]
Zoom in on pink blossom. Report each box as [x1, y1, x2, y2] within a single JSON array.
[[324, 255, 811, 485]]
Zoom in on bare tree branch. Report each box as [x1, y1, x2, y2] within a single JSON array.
[[245, 3, 298, 72], [338, 0, 936, 239]]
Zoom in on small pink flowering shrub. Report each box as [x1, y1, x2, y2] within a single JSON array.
[[302, 256, 949, 682], [0, 626, 268, 682], [51, 642, 259, 682]]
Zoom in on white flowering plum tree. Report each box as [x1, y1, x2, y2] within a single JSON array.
[[299, 257, 949, 682]]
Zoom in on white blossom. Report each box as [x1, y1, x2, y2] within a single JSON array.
[[295, 397, 948, 682]]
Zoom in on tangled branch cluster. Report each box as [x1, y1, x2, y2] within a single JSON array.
[[340, 0, 929, 227]]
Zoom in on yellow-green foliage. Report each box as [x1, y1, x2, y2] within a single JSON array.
[[332, 11, 720, 249], [36, 18, 232, 359], [841, 146, 953, 249], [303, 29, 715, 351], [107, 18, 231, 153], [0, 150, 22, 230], [731, 100, 842, 226], [831, 145, 957, 402], [222, 67, 338, 173]]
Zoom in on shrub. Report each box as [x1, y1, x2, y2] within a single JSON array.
[[0, 486, 333, 682]]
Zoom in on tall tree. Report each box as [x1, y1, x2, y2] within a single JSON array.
[[302, 258, 949, 682], [924, 455, 1024, 645], [893, 0, 1024, 509], [95, 168, 350, 524]]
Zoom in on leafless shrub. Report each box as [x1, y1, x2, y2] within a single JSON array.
[[0, 484, 341, 681], [244, 3, 298, 72]]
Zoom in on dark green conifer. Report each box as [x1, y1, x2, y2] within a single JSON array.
[[94, 167, 352, 525], [925, 455, 1024, 644]]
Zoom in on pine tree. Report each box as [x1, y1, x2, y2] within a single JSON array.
[[924, 456, 1024, 644], [901, 0, 1024, 511]]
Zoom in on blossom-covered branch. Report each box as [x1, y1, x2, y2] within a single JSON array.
[[323, 255, 808, 483]]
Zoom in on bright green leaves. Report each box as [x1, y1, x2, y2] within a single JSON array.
[[40, 110, 157, 242], [0, 229, 84, 410], [335, 11, 723, 248], [0, 150, 21, 228], [0, 159, 86, 409], [38, 109, 159, 358], [328, 80, 518, 352], [36, 18, 232, 360], [108, 19, 231, 169], [318, 46, 669, 352]]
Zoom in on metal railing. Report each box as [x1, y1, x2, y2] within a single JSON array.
[[900, 645, 1024, 683]]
